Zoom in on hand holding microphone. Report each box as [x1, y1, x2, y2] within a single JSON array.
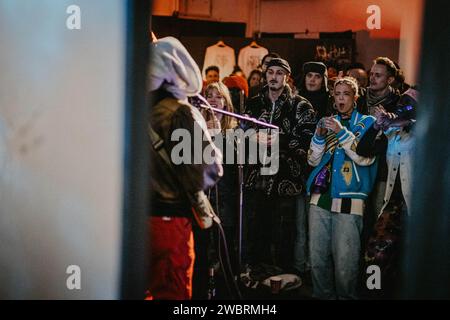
[[204, 107, 221, 131]]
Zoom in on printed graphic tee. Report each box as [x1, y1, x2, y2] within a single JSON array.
[[238, 45, 268, 79], [202, 43, 236, 81]]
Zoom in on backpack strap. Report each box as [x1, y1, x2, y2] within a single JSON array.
[[148, 99, 220, 229]]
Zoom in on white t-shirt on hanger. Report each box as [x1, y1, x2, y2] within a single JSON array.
[[238, 44, 268, 79], [202, 42, 236, 80]]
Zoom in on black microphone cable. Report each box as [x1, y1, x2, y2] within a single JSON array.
[[212, 185, 243, 300]]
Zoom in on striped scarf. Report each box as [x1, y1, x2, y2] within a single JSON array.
[[366, 86, 398, 115]]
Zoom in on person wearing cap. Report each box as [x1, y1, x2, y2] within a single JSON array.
[[147, 36, 223, 300], [359, 87, 419, 299], [299, 61, 333, 120], [292, 61, 333, 277], [260, 52, 282, 75], [248, 52, 281, 98], [244, 57, 316, 272]]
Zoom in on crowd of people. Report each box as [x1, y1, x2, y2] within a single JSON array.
[[146, 35, 419, 300]]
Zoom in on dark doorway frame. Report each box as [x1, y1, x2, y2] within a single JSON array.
[[120, 0, 151, 299], [402, 0, 450, 299]]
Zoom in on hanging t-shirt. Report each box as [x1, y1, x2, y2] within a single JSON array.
[[202, 43, 236, 81], [238, 45, 268, 79]]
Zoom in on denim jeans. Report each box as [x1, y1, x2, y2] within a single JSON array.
[[309, 204, 363, 300], [293, 195, 309, 273]]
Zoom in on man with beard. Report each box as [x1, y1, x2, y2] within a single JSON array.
[[358, 57, 400, 116], [243, 58, 316, 274], [356, 57, 401, 247], [360, 88, 419, 299], [248, 52, 281, 98]]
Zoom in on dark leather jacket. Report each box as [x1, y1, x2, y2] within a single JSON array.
[[149, 93, 223, 217]]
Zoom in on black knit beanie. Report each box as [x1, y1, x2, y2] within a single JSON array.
[[303, 61, 328, 77], [302, 61, 328, 91], [266, 58, 291, 74]]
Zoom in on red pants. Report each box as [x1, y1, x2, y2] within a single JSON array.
[[146, 216, 195, 300]]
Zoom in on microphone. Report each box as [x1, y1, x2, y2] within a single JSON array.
[[193, 94, 279, 130]]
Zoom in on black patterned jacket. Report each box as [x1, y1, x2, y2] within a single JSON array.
[[244, 85, 317, 197]]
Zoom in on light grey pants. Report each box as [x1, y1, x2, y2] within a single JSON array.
[[309, 204, 363, 300]]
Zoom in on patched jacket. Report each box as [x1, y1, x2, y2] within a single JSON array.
[[306, 110, 378, 199]]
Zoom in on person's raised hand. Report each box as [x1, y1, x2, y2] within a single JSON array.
[[373, 105, 387, 130], [315, 117, 328, 137], [324, 117, 343, 134], [205, 109, 221, 131]]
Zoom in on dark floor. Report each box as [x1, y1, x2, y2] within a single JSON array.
[[191, 222, 313, 300], [193, 267, 314, 300]]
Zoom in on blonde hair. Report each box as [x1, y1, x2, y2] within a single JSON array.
[[334, 76, 359, 98], [204, 82, 237, 130]]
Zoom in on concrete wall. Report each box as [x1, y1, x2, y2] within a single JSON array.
[[0, 0, 125, 299], [258, 0, 404, 39]]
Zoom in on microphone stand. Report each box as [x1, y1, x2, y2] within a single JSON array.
[[194, 93, 278, 280], [237, 90, 245, 276]]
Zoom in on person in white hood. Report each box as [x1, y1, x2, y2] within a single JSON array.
[[146, 36, 222, 300]]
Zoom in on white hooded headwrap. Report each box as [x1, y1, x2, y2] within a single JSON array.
[[148, 36, 202, 100]]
